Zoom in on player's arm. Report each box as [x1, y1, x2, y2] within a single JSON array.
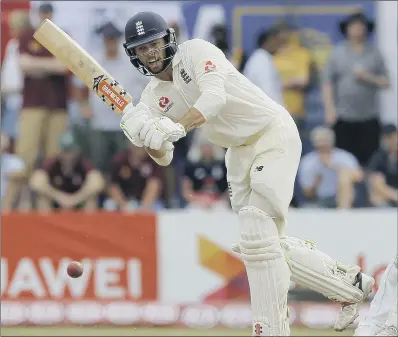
[[71, 162, 105, 204], [368, 152, 398, 202], [178, 40, 228, 132], [20, 54, 67, 74], [29, 162, 65, 201]]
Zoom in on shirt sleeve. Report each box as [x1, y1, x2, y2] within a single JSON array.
[[186, 39, 228, 120], [346, 153, 360, 169], [2, 155, 25, 176]]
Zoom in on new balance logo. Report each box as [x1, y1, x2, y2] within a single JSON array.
[[180, 69, 192, 84], [254, 166, 264, 172], [227, 182, 232, 199], [136, 21, 145, 36]]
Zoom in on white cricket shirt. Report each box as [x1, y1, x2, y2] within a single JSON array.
[[139, 39, 287, 148]]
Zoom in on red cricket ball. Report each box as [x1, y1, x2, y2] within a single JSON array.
[[67, 261, 83, 278]]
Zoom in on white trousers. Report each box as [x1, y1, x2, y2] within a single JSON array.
[[356, 256, 398, 335], [225, 110, 302, 235]]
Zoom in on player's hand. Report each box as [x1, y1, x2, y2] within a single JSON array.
[[120, 103, 151, 144], [130, 135, 144, 148], [139, 117, 186, 150]]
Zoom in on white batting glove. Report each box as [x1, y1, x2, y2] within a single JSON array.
[[120, 102, 151, 144], [129, 135, 144, 148], [139, 117, 186, 150]]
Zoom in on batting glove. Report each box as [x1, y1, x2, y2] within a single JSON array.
[[120, 102, 151, 145], [139, 117, 186, 150]]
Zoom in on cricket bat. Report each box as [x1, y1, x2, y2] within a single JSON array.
[[33, 19, 132, 114]]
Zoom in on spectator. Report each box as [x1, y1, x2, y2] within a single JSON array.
[[17, 3, 69, 181], [1, 134, 26, 212], [105, 144, 164, 212], [210, 23, 247, 72], [243, 28, 283, 104], [29, 132, 104, 211], [273, 23, 312, 137], [367, 124, 398, 207], [1, 10, 30, 140], [298, 126, 364, 208], [183, 138, 229, 209], [74, 22, 149, 172], [322, 12, 389, 166]]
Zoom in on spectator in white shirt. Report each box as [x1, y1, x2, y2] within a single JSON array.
[[1, 10, 31, 139], [74, 22, 149, 172], [1, 134, 26, 212], [298, 126, 364, 208], [243, 28, 283, 105]]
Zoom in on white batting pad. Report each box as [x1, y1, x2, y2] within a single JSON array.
[[280, 236, 365, 303], [386, 297, 398, 328], [239, 206, 291, 336]]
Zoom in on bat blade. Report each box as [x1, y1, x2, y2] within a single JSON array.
[[33, 19, 132, 114]]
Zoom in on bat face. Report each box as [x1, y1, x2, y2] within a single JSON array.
[[33, 19, 132, 114]]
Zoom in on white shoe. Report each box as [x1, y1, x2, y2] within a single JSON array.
[[353, 325, 377, 336], [334, 272, 375, 332], [376, 326, 398, 336]]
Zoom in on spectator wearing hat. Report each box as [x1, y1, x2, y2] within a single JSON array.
[[243, 28, 283, 105], [367, 124, 398, 207], [322, 12, 389, 166], [74, 22, 149, 173], [16, 3, 69, 181], [29, 132, 105, 211]]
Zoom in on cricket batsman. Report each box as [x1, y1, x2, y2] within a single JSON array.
[[355, 255, 397, 336], [120, 12, 375, 336]]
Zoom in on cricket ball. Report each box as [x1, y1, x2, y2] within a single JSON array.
[[67, 261, 83, 278]]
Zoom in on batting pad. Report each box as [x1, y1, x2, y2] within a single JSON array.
[[280, 236, 364, 304], [239, 206, 291, 336]]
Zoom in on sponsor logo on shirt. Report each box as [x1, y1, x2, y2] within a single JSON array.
[[180, 69, 192, 84], [159, 96, 174, 113], [204, 61, 216, 72]]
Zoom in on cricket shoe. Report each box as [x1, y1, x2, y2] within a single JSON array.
[[353, 325, 378, 336], [334, 272, 375, 332], [376, 326, 398, 336]]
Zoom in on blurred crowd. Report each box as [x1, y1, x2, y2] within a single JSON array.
[[1, 4, 397, 213]]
